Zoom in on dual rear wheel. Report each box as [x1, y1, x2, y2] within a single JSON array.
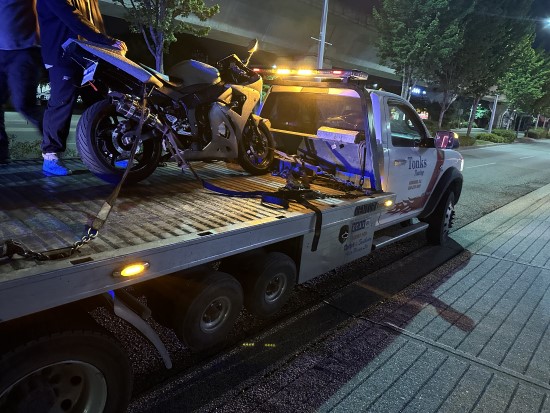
[[147, 252, 296, 352]]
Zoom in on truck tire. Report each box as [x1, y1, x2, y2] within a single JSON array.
[[239, 252, 296, 319], [0, 329, 132, 413], [426, 190, 455, 245], [76, 99, 161, 184], [173, 272, 243, 352], [238, 118, 274, 175]]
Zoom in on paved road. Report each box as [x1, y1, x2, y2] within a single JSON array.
[[456, 140, 550, 230]]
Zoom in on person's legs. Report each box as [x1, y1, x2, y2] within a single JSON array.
[[42, 64, 80, 175], [7, 48, 43, 135]]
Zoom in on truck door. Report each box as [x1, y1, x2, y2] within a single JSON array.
[[378, 98, 439, 227]]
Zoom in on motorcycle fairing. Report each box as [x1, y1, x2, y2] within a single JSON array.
[[184, 91, 238, 160], [183, 81, 259, 161], [62, 39, 163, 88], [167, 60, 221, 87]]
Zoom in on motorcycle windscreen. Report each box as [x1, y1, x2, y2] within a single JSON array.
[[62, 39, 163, 88]]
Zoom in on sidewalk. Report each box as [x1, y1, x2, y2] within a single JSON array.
[[201, 184, 550, 412]]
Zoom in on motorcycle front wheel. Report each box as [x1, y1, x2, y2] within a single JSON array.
[[76, 99, 162, 184], [238, 117, 274, 175]]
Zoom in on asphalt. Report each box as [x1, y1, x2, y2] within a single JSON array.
[[129, 179, 550, 412]]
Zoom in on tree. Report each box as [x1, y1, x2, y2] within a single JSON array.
[[500, 36, 550, 122], [418, 0, 480, 128], [373, 0, 462, 101], [112, 0, 220, 73], [457, 0, 533, 136]]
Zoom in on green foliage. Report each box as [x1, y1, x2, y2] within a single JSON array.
[[476, 132, 515, 143], [500, 36, 550, 113], [457, 120, 477, 128], [373, 0, 463, 99], [527, 128, 549, 139], [422, 119, 439, 135], [458, 134, 476, 147], [7, 135, 78, 159], [458, 0, 533, 100], [492, 129, 516, 140], [113, 0, 220, 72], [475, 105, 489, 121]]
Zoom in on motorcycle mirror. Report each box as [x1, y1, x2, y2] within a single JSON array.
[[244, 39, 259, 66], [247, 39, 259, 54]]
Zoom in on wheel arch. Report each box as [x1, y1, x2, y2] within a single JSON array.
[[418, 167, 463, 220]]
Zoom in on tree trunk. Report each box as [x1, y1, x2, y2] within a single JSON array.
[[400, 66, 415, 101], [437, 90, 457, 129], [466, 96, 481, 137], [401, 67, 410, 100], [438, 106, 445, 129], [156, 49, 164, 73], [438, 91, 448, 128]]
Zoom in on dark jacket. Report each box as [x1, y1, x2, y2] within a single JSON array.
[[0, 0, 39, 50], [36, 0, 114, 66]]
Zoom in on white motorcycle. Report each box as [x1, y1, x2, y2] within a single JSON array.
[[64, 39, 274, 183]]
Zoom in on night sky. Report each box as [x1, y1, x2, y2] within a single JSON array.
[[532, 0, 550, 51]]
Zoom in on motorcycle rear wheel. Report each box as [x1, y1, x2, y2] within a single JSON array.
[[76, 99, 161, 184], [238, 118, 274, 175]]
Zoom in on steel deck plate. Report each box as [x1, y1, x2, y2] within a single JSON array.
[[0, 159, 354, 276]]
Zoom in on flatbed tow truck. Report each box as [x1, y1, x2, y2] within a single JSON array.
[[0, 69, 462, 412]]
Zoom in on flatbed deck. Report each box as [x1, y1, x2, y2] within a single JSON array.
[[0, 159, 386, 322]]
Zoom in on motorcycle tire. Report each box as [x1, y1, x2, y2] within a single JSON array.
[[238, 118, 275, 175], [76, 99, 162, 184]]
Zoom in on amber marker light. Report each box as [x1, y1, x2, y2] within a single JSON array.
[[113, 262, 150, 277], [384, 199, 394, 208]]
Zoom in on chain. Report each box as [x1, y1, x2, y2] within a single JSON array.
[[1, 227, 99, 261], [71, 227, 99, 252]]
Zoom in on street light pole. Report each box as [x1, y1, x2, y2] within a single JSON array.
[[488, 94, 499, 133], [317, 0, 329, 69]]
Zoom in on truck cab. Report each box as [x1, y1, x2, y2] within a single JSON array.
[[258, 69, 464, 243]]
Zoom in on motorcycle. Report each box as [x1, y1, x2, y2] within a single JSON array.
[[63, 39, 274, 183]]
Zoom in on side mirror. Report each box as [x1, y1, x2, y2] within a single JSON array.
[[244, 39, 259, 66], [434, 130, 459, 149], [247, 39, 259, 54]]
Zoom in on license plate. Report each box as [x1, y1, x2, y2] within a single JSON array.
[[81, 61, 98, 85]]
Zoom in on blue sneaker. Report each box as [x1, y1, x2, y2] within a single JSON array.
[[43, 158, 72, 176]]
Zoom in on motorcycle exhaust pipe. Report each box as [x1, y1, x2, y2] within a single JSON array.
[[111, 93, 164, 131]]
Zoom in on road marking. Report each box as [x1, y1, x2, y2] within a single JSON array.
[[519, 156, 535, 160], [465, 162, 496, 169]]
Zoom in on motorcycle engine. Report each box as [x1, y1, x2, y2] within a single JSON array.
[[165, 112, 192, 137]]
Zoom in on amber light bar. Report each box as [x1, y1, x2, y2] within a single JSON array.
[[254, 68, 369, 80]]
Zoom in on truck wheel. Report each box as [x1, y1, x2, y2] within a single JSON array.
[[77, 99, 161, 184], [173, 272, 243, 351], [238, 118, 274, 175], [0, 330, 132, 413], [240, 252, 296, 319], [426, 190, 456, 245]]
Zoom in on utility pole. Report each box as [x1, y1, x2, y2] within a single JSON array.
[[317, 0, 329, 69], [488, 94, 498, 133]]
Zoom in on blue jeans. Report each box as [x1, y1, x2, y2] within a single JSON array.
[[41, 63, 82, 154], [0, 48, 43, 156]]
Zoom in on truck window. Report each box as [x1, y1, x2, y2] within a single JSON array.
[[387, 103, 427, 147], [261, 92, 365, 135]]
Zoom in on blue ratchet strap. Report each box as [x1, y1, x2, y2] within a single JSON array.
[[201, 179, 323, 251]]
